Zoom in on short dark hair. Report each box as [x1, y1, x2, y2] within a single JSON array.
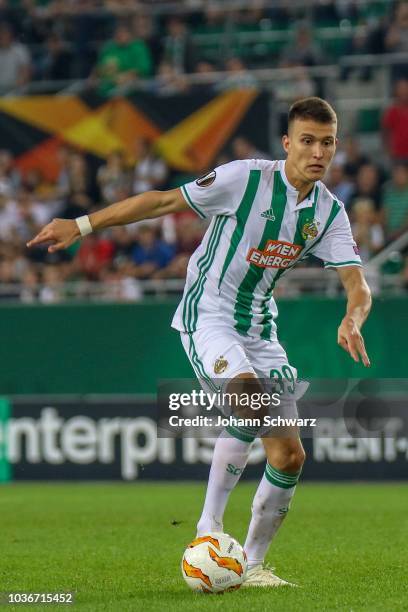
[[288, 97, 337, 129]]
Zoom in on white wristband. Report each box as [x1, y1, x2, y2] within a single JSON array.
[[76, 215, 93, 237]]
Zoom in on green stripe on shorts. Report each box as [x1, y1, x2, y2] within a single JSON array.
[[188, 334, 219, 393]]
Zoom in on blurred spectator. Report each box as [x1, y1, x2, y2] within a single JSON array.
[[38, 33, 74, 81], [232, 136, 269, 160], [56, 143, 74, 198], [153, 60, 190, 96], [264, 3, 290, 25], [0, 259, 20, 300], [20, 266, 39, 303], [351, 198, 384, 262], [235, 3, 266, 28], [0, 21, 31, 93], [348, 163, 383, 213], [381, 162, 408, 239], [99, 266, 143, 301], [192, 60, 217, 94], [14, 188, 52, 241], [22, 168, 59, 205], [215, 152, 232, 166], [215, 57, 258, 91], [60, 191, 92, 220], [173, 212, 204, 256], [382, 78, 408, 161], [312, 0, 339, 23], [326, 163, 354, 207], [130, 225, 174, 279], [59, 151, 93, 200], [20, 182, 53, 222], [95, 23, 152, 96], [274, 66, 316, 103], [110, 226, 136, 272], [38, 264, 64, 303], [0, 0, 19, 24], [154, 212, 205, 279], [76, 233, 115, 280], [162, 17, 196, 73], [279, 24, 323, 68], [198, 5, 227, 35], [337, 137, 370, 179], [195, 60, 216, 74], [97, 150, 130, 205], [340, 26, 372, 82], [132, 138, 167, 195], [132, 12, 162, 68], [0, 149, 20, 194], [0, 183, 18, 239], [384, 0, 408, 79], [105, 0, 142, 15]]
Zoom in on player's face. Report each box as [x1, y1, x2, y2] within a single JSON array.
[[283, 119, 337, 184]]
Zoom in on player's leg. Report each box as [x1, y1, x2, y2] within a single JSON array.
[[196, 373, 267, 535], [179, 327, 263, 535], [196, 417, 254, 535], [244, 435, 305, 572], [240, 336, 306, 586]]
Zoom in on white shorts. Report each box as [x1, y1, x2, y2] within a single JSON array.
[[180, 324, 307, 431], [181, 324, 297, 388]]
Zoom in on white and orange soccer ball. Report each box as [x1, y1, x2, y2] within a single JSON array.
[[181, 533, 247, 593]]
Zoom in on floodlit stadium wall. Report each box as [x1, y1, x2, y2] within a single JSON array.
[[0, 297, 406, 481]]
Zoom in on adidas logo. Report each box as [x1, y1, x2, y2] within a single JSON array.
[[261, 208, 275, 221]]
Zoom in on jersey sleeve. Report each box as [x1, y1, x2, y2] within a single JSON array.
[[312, 202, 362, 269], [180, 160, 250, 219]]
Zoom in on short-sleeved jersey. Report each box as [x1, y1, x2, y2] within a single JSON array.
[[172, 159, 361, 340]]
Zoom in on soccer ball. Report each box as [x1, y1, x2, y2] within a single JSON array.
[[181, 532, 247, 593]]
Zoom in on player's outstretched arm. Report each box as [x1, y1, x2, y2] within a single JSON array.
[[336, 266, 372, 367], [26, 188, 189, 253]]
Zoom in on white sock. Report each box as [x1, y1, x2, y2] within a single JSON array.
[[196, 429, 253, 535], [244, 463, 300, 568]]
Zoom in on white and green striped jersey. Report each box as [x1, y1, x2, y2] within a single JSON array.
[[172, 159, 361, 340]]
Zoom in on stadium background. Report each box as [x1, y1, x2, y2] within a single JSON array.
[[0, 0, 407, 485]]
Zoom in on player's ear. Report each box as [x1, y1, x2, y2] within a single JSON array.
[[282, 134, 290, 154]]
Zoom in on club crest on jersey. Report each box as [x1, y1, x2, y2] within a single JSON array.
[[214, 356, 228, 374], [247, 240, 303, 269], [196, 170, 216, 188], [301, 220, 319, 240]]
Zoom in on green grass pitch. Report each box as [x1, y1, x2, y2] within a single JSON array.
[[2, 482, 408, 611]]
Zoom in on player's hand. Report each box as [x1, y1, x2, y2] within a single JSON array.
[[337, 316, 370, 367], [26, 218, 81, 253]]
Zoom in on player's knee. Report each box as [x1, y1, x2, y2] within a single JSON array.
[[268, 446, 306, 473], [226, 374, 266, 419]]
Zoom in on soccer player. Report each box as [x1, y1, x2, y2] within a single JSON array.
[[27, 97, 371, 587]]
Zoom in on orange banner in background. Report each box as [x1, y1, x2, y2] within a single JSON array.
[[0, 91, 261, 180]]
